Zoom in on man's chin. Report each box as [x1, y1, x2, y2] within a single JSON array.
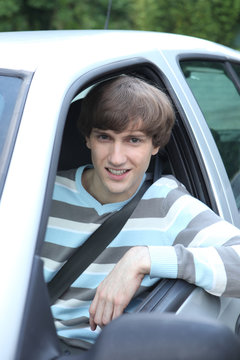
[[105, 185, 136, 202]]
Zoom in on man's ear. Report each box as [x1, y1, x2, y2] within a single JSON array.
[[85, 137, 91, 149], [152, 146, 160, 156]]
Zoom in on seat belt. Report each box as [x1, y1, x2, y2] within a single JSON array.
[[47, 177, 152, 305]]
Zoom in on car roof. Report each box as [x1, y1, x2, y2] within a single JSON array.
[[0, 30, 240, 72]]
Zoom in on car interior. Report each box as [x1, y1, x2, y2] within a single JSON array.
[[17, 63, 225, 359], [53, 66, 217, 320]]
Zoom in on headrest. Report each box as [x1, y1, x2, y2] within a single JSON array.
[[58, 99, 92, 171]]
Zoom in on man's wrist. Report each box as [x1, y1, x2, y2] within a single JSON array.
[[127, 246, 151, 275]]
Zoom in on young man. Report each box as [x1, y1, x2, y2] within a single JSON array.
[[42, 75, 240, 350]]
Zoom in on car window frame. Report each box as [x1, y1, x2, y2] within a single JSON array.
[[36, 57, 218, 256]]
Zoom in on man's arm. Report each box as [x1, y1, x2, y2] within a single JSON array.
[[89, 176, 240, 328], [89, 246, 150, 330]]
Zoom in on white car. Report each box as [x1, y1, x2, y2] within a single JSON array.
[[1, 30, 240, 360]]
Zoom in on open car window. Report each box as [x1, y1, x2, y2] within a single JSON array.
[[180, 60, 240, 212]]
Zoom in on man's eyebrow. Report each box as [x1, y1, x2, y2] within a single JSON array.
[[125, 132, 147, 137], [91, 129, 147, 137], [91, 129, 107, 134]]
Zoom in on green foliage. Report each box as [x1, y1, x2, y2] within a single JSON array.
[[51, 0, 132, 30], [131, 0, 240, 47], [0, 0, 57, 31], [0, 0, 239, 47]]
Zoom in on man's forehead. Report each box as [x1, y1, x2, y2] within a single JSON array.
[[92, 119, 146, 135], [92, 127, 146, 136]]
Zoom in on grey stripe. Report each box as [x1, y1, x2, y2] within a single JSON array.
[[174, 210, 221, 247], [224, 236, 240, 246], [132, 186, 188, 219], [51, 200, 113, 224], [60, 316, 89, 327], [217, 246, 240, 297], [57, 168, 77, 180], [59, 336, 92, 350], [61, 287, 96, 301], [52, 180, 189, 223], [94, 246, 131, 264], [61, 283, 150, 302], [42, 243, 131, 264], [175, 244, 196, 283], [132, 198, 168, 218], [42, 241, 75, 262]]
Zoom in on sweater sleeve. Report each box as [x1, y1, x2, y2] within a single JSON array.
[[147, 177, 240, 298]]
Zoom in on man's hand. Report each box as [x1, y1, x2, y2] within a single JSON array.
[[89, 246, 150, 331]]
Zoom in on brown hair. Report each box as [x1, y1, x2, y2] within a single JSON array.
[[77, 75, 175, 148]]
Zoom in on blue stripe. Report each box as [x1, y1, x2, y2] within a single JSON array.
[[143, 182, 175, 200], [141, 275, 158, 287], [57, 327, 100, 343], [110, 209, 199, 247], [110, 230, 171, 247], [72, 273, 106, 288], [52, 303, 91, 320], [45, 227, 88, 248], [53, 184, 82, 206]]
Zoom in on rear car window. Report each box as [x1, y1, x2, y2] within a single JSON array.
[[0, 75, 24, 196], [180, 60, 240, 211], [0, 76, 22, 156]]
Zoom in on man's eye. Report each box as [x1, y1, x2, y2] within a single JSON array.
[[130, 137, 141, 143], [98, 134, 109, 140]]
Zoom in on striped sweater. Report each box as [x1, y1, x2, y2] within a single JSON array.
[[42, 165, 240, 347]]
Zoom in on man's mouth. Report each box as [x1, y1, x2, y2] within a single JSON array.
[[106, 168, 129, 175]]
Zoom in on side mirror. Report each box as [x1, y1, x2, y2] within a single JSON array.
[[75, 313, 240, 360]]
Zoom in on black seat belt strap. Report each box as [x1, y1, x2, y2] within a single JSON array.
[[48, 178, 152, 305]]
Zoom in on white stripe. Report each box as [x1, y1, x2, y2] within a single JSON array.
[[85, 263, 115, 274], [48, 217, 99, 233], [231, 245, 240, 257], [125, 194, 207, 231], [155, 177, 179, 188], [55, 175, 77, 192], [55, 298, 91, 309], [189, 221, 240, 247], [41, 256, 65, 271], [189, 247, 227, 296], [55, 321, 68, 330]]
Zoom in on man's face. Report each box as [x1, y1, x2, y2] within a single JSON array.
[[85, 123, 159, 204]]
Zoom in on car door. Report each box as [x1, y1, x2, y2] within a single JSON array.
[[17, 58, 179, 360], [17, 55, 240, 359]]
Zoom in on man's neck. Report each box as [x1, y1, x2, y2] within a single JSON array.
[[81, 167, 141, 204]]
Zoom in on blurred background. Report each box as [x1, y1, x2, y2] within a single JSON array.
[[0, 0, 240, 48]]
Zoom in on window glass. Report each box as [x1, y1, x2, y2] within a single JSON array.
[[0, 76, 22, 153], [180, 60, 240, 210], [0, 75, 22, 187], [232, 63, 240, 80]]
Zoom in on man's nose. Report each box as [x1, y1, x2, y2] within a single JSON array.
[[108, 142, 127, 165]]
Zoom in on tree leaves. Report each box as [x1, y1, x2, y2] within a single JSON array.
[[0, 0, 239, 47]]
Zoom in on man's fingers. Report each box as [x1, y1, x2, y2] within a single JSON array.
[[89, 247, 150, 330], [89, 292, 99, 330], [101, 299, 114, 326], [112, 303, 125, 320], [90, 293, 115, 329], [89, 316, 97, 331]]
